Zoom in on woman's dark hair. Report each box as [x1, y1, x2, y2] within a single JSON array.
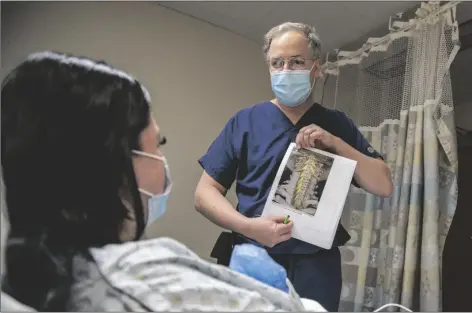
[[1, 52, 151, 310]]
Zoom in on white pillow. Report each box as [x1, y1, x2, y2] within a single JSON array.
[[0, 292, 36, 311], [301, 298, 328, 312], [1, 174, 8, 277]]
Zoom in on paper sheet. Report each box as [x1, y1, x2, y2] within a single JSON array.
[[261, 143, 357, 249]]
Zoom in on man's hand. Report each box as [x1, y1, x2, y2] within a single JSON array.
[[244, 216, 293, 248], [295, 124, 393, 198], [296, 124, 337, 149]]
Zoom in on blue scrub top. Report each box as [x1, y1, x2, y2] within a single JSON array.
[[199, 101, 382, 254]]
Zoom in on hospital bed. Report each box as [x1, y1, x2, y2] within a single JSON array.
[[1, 290, 328, 312], [0, 290, 411, 312], [0, 180, 407, 313]]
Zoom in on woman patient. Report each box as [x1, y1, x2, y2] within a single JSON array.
[[1, 52, 305, 311]]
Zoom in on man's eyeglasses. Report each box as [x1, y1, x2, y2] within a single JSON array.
[[268, 56, 316, 71]]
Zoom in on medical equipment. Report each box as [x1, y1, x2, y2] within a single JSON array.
[[229, 243, 290, 293]]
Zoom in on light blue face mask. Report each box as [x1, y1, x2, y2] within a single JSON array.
[[132, 150, 172, 226], [270, 66, 316, 107]]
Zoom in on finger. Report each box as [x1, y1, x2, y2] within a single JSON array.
[[301, 127, 320, 148], [299, 124, 318, 133], [308, 130, 323, 147], [296, 132, 305, 148], [295, 132, 303, 149], [277, 220, 293, 229], [277, 232, 292, 244], [303, 125, 318, 134], [299, 125, 312, 133], [276, 222, 293, 235], [302, 131, 312, 148], [309, 130, 323, 139], [278, 226, 292, 237], [297, 128, 312, 149], [267, 216, 288, 223]]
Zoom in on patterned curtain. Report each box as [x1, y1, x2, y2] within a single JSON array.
[[321, 2, 461, 311]]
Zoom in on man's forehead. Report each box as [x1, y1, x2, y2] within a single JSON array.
[[268, 31, 310, 58]]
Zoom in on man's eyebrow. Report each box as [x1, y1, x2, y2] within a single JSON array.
[[271, 55, 304, 59]]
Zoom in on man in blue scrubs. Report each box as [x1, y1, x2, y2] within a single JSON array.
[[195, 22, 393, 311]]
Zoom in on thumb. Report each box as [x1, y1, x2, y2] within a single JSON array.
[[266, 215, 289, 224]]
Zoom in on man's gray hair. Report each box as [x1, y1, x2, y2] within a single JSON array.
[[263, 22, 322, 60]]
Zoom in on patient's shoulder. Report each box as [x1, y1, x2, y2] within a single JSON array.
[[69, 238, 193, 311], [69, 253, 143, 311], [90, 237, 199, 268], [81, 237, 304, 311]]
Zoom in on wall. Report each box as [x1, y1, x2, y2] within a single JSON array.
[[1, 1, 273, 259]]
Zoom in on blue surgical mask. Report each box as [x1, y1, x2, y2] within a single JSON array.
[[132, 150, 172, 226], [270, 68, 316, 107]]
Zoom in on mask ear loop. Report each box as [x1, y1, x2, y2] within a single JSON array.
[[132, 149, 172, 197], [308, 61, 319, 90], [295, 61, 319, 106], [127, 151, 145, 241], [137, 188, 153, 197], [132, 150, 166, 162]]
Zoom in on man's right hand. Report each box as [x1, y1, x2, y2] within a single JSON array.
[[244, 216, 293, 248]]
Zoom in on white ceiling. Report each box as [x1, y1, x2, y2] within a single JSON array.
[[158, 1, 422, 54]]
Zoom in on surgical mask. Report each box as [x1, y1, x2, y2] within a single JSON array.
[[270, 65, 316, 107], [132, 150, 172, 226]]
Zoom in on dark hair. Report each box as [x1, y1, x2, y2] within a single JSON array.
[[1, 52, 151, 310]]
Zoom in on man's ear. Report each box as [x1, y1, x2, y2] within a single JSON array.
[[312, 60, 322, 78]]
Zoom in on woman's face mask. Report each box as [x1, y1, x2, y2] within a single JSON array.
[[132, 150, 172, 226]]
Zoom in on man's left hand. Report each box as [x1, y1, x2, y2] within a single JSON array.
[[296, 124, 338, 150]]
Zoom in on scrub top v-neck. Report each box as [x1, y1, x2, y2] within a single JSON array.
[[199, 101, 381, 254]]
